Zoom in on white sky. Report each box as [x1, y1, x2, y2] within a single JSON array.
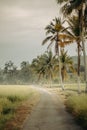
[[0, 0, 86, 68]]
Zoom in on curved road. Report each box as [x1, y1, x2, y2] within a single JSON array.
[[22, 87, 82, 130]]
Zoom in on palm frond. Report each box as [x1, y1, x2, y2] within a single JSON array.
[[42, 36, 53, 45], [47, 41, 54, 50], [56, 0, 68, 4], [59, 34, 73, 40], [59, 40, 73, 47], [61, 0, 83, 16], [64, 28, 75, 38], [46, 29, 55, 35], [50, 21, 55, 27], [67, 15, 81, 37]]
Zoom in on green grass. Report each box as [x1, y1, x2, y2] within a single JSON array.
[[66, 93, 87, 129], [0, 85, 37, 130], [54, 84, 87, 129]]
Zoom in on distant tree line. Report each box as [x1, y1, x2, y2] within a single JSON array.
[[0, 51, 85, 85]]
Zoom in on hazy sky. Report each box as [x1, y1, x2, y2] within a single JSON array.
[[0, 0, 86, 68]]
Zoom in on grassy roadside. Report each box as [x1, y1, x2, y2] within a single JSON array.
[[0, 85, 40, 130], [66, 94, 87, 129], [49, 84, 87, 130]]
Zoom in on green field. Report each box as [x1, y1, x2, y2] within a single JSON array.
[[0, 85, 39, 130]]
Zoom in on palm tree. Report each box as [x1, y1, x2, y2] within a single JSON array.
[[60, 50, 74, 82], [57, 0, 87, 92], [32, 51, 58, 86], [42, 51, 58, 86], [42, 17, 74, 89], [56, 0, 87, 26], [32, 55, 47, 80], [66, 15, 83, 93], [42, 17, 64, 89]]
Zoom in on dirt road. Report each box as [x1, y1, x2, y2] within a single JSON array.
[[22, 87, 82, 130]]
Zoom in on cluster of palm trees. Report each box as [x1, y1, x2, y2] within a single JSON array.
[[31, 50, 74, 87], [31, 51, 58, 86], [42, 0, 87, 92]]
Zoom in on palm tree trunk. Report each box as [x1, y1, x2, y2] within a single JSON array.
[[82, 31, 87, 92], [59, 55, 64, 90], [49, 73, 52, 88], [56, 34, 64, 90], [61, 66, 65, 82], [77, 42, 81, 93], [81, 2, 87, 92]]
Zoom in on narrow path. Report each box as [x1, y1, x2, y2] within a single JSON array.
[[22, 87, 82, 130]]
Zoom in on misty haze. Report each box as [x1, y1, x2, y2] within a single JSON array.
[[0, 0, 87, 130]]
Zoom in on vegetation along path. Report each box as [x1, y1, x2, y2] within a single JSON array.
[[22, 87, 82, 130]]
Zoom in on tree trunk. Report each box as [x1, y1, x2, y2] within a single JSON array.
[[56, 34, 64, 90], [77, 42, 81, 93], [81, 2, 87, 92], [61, 66, 65, 82], [49, 74, 52, 88], [82, 33, 87, 92], [59, 55, 64, 90]]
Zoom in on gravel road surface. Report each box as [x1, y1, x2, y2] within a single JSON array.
[[22, 87, 82, 130]]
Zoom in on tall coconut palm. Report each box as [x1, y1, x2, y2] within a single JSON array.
[[42, 18, 67, 89], [66, 15, 83, 93], [42, 18, 63, 89], [42, 17, 74, 89], [57, 0, 87, 92]]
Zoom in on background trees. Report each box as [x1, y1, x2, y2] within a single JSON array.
[[31, 51, 58, 85], [60, 50, 74, 82], [0, 54, 85, 85]]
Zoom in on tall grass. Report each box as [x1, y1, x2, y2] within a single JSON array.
[[0, 85, 37, 130], [55, 84, 87, 129], [66, 94, 87, 129]]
